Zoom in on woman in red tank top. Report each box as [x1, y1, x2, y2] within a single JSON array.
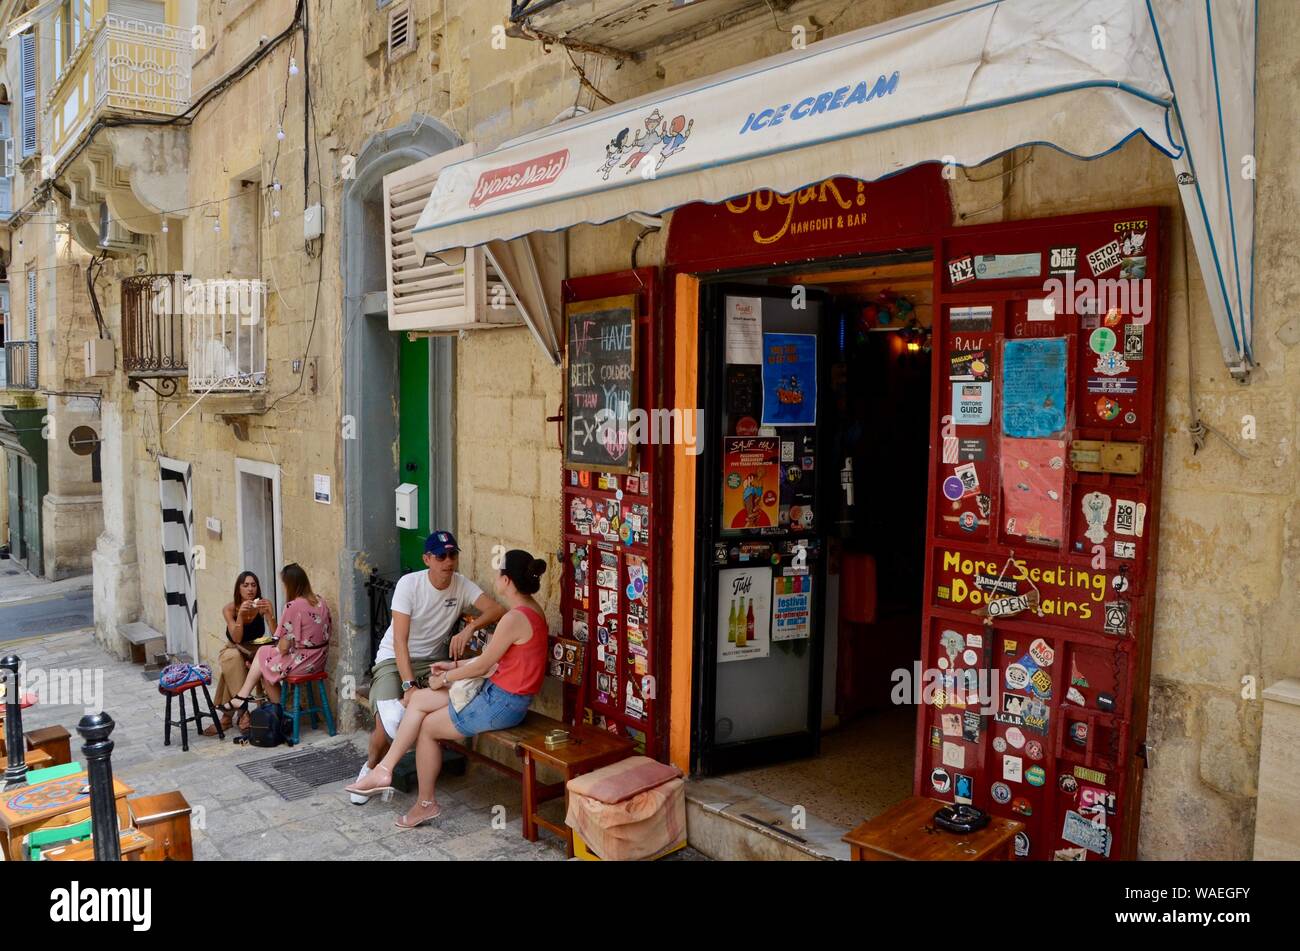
[[346, 549, 550, 829]]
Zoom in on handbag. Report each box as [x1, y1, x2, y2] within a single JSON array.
[[449, 677, 486, 713]]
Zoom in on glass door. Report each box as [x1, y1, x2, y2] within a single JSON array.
[[694, 283, 829, 774]]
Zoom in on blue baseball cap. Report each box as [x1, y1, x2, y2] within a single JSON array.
[[424, 531, 459, 556]]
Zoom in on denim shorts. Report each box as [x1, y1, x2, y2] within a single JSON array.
[[447, 680, 532, 738]]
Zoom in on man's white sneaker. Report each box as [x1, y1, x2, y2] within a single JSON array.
[[351, 765, 372, 805]]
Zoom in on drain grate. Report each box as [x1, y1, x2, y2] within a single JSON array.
[[237, 743, 366, 801]]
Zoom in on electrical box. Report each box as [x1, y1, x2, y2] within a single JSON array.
[[84, 338, 115, 377], [303, 203, 324, 242], [395, 482, 418, 530]]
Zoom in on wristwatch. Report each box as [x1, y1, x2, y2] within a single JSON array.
[[401, 679, 416, 692]]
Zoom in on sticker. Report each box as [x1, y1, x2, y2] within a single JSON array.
[[1003, 639, 1018, 656], [942, 476, 965, 501], [949, 348, 990, 382], [1111, 574, 1130, 593], [962, 711, 981, 742], [780, 441, 795, 463], [1124, 411, 1137, 425], [1048, 246, 1079, 275], [1059, 775, 1079, 794], [1074, 765, 1108, 785], [1087, 240, 1123, 276], [1024, 766, 1045, 787], [1104, 307, 1124, 328], [949, 304, 993, 330], [992, 737, 1007, 753], [954, 462, 980, 496], [937, 656, 949, 670], [1062, 810, 1112, 856], [1011, 797, 1033, 817], [942, 742, 966, 769], [975, 574, 1018, 596], [1095, 397, 1122, 421], [930, 768, 952, 793], [1114, 540, 1136, 559], [1081, 786, 1117, 818], [952, 383, 992, 426], [1003, 755, 1024, 783], [1089, 327, 1117, 354], [991, 782, 1012, 804], [1028, 638, 1055, 668], [1025, 740, 1044, 761], [975, 493, 992, 518], [1026, 298, 1056, 321], [1082, 491, 1112, 544], [1094, 351, 1131, 376], [966, 632, 984, 649], [1123, 323, 1144, 360], [941, 713, 963, 737], [1014, 831, 1031, 858], [975, 253, 1041, 280], [1097, 692, 1116, 712], [957, 512, 978, 532], [1087, 377, 1139, 394], [1066, 686, 1087, 706], [954, 773, 973, 804], [1005, 726, 1026, 749], [1005, 664, 1030, 691], [962, 648, 978, 665], [942, 437, 959, 464], [1113, 499, 1147, 537], [959, 439, 986, 462], [1104, 600, 1130, 635], [930, 726, 942, 748], [1069, 722, 1089, 746], [1029, 669, 1053, 700], [948, 255, 976, 285]]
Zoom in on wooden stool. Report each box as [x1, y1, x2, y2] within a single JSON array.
[[158, 667, 223, 752], [283, 670, 336, 744], [128, 791, 193, 861]]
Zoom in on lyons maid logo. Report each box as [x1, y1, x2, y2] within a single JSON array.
[[738, 71, 900, 134], [469, 149, 569, 208]]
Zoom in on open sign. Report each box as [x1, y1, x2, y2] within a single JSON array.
[[986, 594, 1031, 618]]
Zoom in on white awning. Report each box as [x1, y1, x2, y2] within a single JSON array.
[[414, 0, 1255, 374]]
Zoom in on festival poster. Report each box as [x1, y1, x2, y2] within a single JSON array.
[[761, 332, 817, 426], [722, 437, 780, 534], [772, 575, 812, 641], [1000, 438, 1067, 545]]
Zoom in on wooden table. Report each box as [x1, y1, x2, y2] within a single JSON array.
[[515, 725, 635, 858], [43, 828, 154, 861], [843, 796, 1024, 861], [0, 772, 134, 861]]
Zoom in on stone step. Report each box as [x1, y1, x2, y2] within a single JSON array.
[[684, 777, 852, 862]]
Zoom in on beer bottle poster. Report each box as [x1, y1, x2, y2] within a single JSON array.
[[565, 295, 637, 472], [761, 332, 817, 426], [717, 566, 772, 662], [722, 436, 780, 533]]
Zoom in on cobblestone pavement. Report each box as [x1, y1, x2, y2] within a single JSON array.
[[13, 627, 574, 861]]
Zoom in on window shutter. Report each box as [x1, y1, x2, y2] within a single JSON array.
[[20, 33, 37, 158], [382, 145, 520, 332], [26, 269, 37, 386], [387, 2, 415, 62]]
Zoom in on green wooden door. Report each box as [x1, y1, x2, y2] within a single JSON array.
[[397, 334, 430, 574], [6, 453, 21, 559]]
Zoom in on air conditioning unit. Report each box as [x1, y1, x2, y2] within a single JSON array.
[[382, 145, 523, 334], [98, 202, 138, 252]]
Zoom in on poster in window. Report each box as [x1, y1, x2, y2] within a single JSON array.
[[722, 437, 779, 534], [1000, 437, 1067, 546], [772, 575, 811, 641], [761, 332, 817, 427], [717, 566, 772, 662], [1002, 338, 1068, 438]]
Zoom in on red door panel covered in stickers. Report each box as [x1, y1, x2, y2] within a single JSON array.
[[560, 269, 664, 759], [917, 208, 1167, 861]]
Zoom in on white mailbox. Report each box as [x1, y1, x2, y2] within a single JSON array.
[[395, 483, 418, 530]]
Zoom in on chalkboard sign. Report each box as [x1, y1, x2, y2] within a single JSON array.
[[565, 295, 637, 472]]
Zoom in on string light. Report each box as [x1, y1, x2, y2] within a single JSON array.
[[161, 217, 169, 233], [276, 127, 286, 141], [213, 220, 221, 234], [288, 57, 299, 77]]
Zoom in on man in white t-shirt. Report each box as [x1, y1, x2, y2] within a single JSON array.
[[354, 530, 504, 803]]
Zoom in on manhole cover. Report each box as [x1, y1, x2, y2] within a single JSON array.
[[236, 743, 365, 801]]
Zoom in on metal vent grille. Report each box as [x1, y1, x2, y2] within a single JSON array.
[[236, 743, 366, 801]]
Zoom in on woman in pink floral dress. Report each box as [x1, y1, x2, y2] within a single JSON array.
[[229, 564, 330, 714]]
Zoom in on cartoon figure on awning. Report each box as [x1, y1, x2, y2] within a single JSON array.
[[655, 114, 694, 169], [621, 109, 666, 171], [597, 128, 631, 180]]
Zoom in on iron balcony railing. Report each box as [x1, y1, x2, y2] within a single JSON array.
[[183, 278, 268, 393], [4, 341, 37, 389], [122, 273, 187, 378]]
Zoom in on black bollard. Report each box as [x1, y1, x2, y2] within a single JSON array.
[[77, 712, 121, 861], [1, 655, 26, 788]]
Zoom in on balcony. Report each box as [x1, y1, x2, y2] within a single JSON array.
[[4, 341, 38, 390], [122, 274, 187, 386], [42, 15, 192, 174], [183, 279, 268, 394]]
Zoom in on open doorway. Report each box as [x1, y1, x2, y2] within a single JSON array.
[[235, 459, 284, 613], [695, 253, 934, 829]]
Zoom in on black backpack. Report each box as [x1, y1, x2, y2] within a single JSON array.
[[245, 702, 295, 747]]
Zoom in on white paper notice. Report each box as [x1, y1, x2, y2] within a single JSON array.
[[942, 742, 966, 769], [1026, 298, 1057, 321], [1003, 754, 1023, 782], [314, 474, 332, 504], [725, 296, 763, 364]]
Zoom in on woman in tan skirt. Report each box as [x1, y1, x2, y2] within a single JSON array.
[[205, 571, 277, 735]]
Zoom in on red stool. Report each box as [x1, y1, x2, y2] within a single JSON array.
[[283, 670, 336, 743], [158, 663, 222, 752]]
